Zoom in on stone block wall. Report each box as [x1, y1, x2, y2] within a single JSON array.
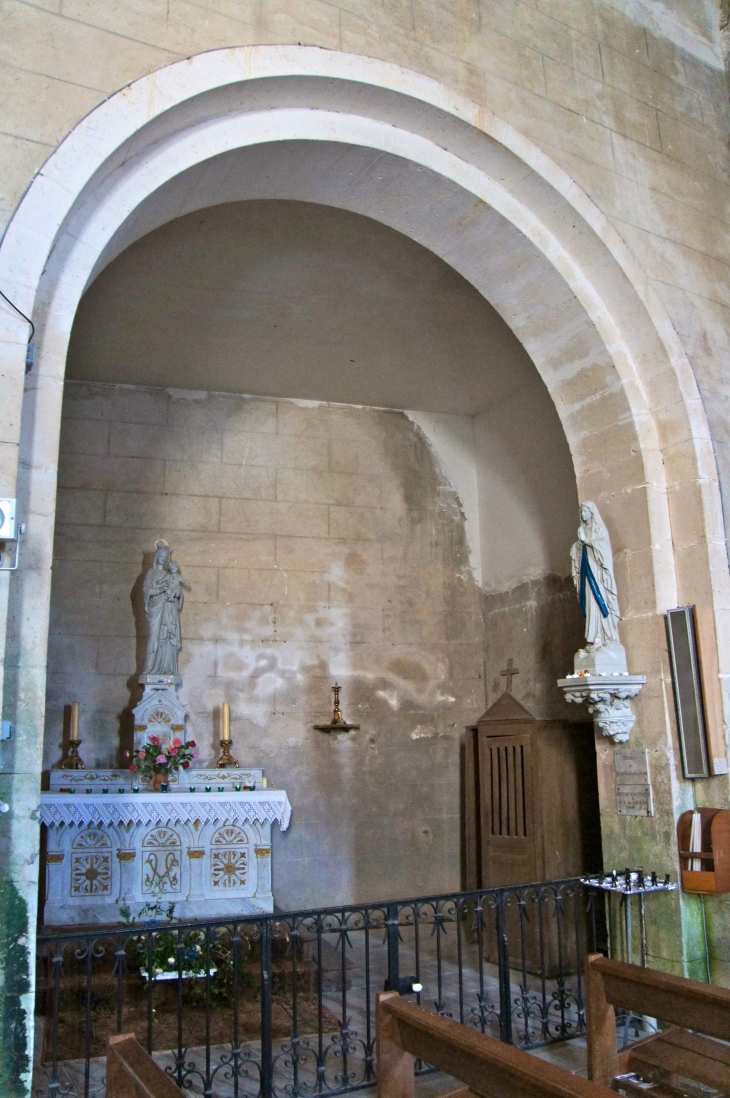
[[46, 381, 486, 908], [1, 1, 728, 558], [482, 574, 585, 719]]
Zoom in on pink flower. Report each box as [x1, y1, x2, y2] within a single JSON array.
[[149, 735, 159, 745], [156, 754, 167, 765], [172, 737, 182, 747], [193, 752, 199, 759], [168, 747, 177, 756], [138, 751, 146, 759]]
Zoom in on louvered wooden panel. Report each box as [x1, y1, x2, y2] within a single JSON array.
[[478, 732, 535, 887], [488, 741, 528, 838]]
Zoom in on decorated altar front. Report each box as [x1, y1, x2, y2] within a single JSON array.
[[41, 786, 291, 924]]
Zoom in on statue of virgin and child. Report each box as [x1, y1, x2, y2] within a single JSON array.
[[142, 540, 191, 677]]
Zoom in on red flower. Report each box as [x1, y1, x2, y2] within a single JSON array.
[[168, 747, 177, 756], [182, 761, 190, 770], [149, 735, 159, 745], [172, 737, 182, 747], [129, 763, 137, 772], [187, 740, 196, 748]]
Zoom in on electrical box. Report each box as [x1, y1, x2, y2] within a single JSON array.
[[0, 499, 16, 541]]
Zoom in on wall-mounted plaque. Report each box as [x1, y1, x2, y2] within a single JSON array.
[[615, 748, 653, 817]]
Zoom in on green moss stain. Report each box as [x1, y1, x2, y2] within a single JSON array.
[[0, 873, 30, 1096]]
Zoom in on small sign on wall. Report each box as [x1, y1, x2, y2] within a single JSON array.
[[615, 748, 654, 817]]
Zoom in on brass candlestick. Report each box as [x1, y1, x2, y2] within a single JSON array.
[[331, 683, 344, 724], [217, 702, 239, 767], [314, 683, 360, 734], [55, 701, 85, 769]]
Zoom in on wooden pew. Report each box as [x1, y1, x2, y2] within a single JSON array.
[[106, 1034, 183, 1097], [376, 991, 615, 1098], [585, 953, 730, 1095]]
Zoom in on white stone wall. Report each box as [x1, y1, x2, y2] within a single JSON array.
[[0, 2, 727, 524], [47, 381, 486, 908]]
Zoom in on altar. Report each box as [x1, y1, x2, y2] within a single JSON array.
[[41, 539, 292, 926], [41, 782, 291, 925]]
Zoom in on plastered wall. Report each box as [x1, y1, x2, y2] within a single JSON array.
[[46, 381, 487, 908], [62, 196, 580, 599]]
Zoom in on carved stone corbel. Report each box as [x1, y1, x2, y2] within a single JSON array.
[[557, 674, 646, 743]]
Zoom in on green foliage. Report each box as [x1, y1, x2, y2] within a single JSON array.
[[120, 900, 177, 926], [119, 895, 258, 1007], [0, 872, 30, 1097]]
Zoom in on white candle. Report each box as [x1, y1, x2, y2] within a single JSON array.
[[70, 702, 80, 741]]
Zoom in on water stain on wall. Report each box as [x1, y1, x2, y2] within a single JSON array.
[[46, 383, 486, 907]]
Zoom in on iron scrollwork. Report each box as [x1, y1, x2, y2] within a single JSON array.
[[35, 878, 598, 1098]]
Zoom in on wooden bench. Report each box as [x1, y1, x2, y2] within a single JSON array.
[[377, 991, 615, 1098], [585, 953, 730, 1095], [106, 1034, 183, 1097]]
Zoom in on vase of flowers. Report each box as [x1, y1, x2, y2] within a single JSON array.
[[130, 735, 199, 790]]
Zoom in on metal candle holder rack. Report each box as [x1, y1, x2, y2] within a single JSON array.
[[581, 868, 678, 968]]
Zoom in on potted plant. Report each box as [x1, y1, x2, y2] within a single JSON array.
[[130, 735, 199, 791]]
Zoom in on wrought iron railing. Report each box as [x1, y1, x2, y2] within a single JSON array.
[[34, 878, 600, 1098]]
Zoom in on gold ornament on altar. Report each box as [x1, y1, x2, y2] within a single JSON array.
[[314, 683, 360, 734], [54, 701, 85, 769], [217, 702, 240, 767]]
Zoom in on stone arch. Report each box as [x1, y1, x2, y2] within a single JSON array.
[[0, 45, 727, 874]]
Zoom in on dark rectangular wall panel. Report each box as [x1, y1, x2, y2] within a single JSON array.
[[666, 607, 710, 779]]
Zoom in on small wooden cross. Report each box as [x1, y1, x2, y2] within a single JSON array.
[[500, 659, 520, 693]]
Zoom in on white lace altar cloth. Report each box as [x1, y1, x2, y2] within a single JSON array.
[[40, 790, 291, 831]]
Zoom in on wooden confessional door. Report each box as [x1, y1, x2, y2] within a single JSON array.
[[477, 732, 535, 888]]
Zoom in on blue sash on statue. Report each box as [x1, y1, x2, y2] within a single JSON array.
[[579, 543, 610, 620]]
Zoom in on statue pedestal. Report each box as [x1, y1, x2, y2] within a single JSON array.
[[573, 642, 628, 675], [557, 673, 646, 743], [133, 674, 187, 752]]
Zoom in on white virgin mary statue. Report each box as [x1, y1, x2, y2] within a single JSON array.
[[570, 502, 626, 673], [142, 540, 190, 676]]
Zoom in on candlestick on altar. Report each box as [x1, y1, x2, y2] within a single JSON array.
[[217, 702, 239, 767], [54, 701, 85, 769]]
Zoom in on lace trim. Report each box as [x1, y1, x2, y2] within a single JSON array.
[[40, 791, 291, 831]]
